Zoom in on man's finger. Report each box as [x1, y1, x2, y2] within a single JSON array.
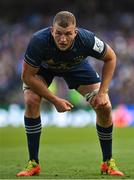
[[66, 101, 74, 108]]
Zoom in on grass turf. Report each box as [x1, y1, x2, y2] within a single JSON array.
[[0, 126, 134, 179]]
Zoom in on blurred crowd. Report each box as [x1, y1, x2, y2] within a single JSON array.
[[0, 12, 134, 106]]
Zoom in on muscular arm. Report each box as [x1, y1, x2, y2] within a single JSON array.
[[98, 45, 116, 94], [21, 61, 58, 103], [90, 45, 116, 109], [21, 61, 73, 112]]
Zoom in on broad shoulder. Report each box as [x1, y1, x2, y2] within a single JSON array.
[[76, 28, 95, 48], [31, 27, 52, 46], [77, 28, 94, 40], [34, 27, 51, 38]]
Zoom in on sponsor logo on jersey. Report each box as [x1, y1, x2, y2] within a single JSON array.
[[93, 36, 104, 53]]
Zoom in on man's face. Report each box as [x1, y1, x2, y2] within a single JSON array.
[[51, 23, 77, 51]]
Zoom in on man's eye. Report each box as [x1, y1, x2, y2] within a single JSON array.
[[66, 32, 72, 35], [56, 32, 61, 35]]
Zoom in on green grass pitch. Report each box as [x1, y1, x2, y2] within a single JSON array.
[[0, 126, 134, 179]]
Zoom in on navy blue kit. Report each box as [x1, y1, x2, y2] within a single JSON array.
[[25, 27, 107, 89]]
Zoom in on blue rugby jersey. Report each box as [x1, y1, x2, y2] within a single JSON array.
[[24, 27, 107, 71]]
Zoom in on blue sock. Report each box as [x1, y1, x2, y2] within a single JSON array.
[[24, 116, 42, 164], [96, 124, 113, 162]]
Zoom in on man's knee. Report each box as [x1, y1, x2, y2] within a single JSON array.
[[24, 90, 41, 111], [95, 101, 112, 113], [103, 102, 112, 113]]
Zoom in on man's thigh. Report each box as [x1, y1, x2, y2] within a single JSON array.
[[77, 83, 100, 96]]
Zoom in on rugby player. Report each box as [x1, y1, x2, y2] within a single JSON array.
[[17, 11, 124, 177]]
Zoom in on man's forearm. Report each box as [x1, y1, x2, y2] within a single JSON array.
[[23, 76, 58, 103], [99, 59, 116, 94]]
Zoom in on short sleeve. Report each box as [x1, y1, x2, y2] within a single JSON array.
[[83, 30, 107, 59], [90, 35, 107, 59], [24, 35, 44, 68]]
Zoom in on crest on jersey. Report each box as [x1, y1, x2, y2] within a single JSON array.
[[93, 36, 104, 53]]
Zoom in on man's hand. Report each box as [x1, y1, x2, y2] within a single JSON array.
[[91, 92, 109, 110], [53, 97, 74, 112]]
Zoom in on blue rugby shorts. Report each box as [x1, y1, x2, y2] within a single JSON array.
[[37, 60, 101, 89]]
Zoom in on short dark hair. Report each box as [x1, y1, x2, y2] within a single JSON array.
[[53, 11, 76, 28]]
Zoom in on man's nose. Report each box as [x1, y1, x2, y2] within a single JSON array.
[[60, 35, 66, 42]]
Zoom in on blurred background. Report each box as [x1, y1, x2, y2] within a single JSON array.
[[0, 0, 134, 127]]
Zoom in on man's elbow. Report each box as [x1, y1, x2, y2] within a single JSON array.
[[103, 45, 117, 63], [111, 50, 116, 62]]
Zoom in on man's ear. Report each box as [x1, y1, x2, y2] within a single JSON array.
[[75, 28, 78, 35], [50, 26, 53, 34]]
